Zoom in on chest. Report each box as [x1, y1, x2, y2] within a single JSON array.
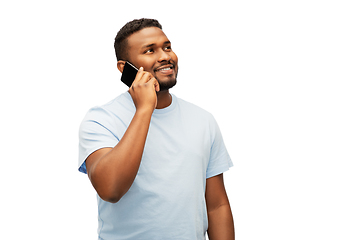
[[138, 112, 212, 182]]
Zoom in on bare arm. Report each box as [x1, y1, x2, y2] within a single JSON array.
[[206, 174, 235, 240], [86, 68, 159, 203]]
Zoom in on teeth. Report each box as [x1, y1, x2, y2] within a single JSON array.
[[159, 67, 171, 71]]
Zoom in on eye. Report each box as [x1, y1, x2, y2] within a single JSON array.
[[164, 45, 172, 51], [144, 48, 154, 54]]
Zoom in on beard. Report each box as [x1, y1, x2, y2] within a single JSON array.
[[158, 78, 177, 91], [155, 68, 178, 91]]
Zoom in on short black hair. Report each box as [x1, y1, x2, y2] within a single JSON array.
[[114, 18, 162, 61]]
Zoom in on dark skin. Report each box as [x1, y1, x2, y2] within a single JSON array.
[[85, 27, 234, 239]]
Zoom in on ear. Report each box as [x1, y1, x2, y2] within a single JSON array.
[[117, 60, 126, 73]]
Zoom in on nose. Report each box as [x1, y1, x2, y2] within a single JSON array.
[[158, 49, 171, 62]]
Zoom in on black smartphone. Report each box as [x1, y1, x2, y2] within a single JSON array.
[[121, 61, 138, 87]]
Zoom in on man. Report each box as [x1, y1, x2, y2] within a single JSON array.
[[78, 18, 234, 240]]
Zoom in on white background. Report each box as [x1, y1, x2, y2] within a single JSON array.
[[1, 0, 359, 239]]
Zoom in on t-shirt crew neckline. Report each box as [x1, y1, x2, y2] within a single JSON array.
[[124, 91, 177, 115]]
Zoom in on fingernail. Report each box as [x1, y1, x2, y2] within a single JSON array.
[[139, 67, 143, 71]]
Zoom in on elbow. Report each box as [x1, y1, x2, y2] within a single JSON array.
[[95, 184, 129, 203], [96, 185, 128, 204], [98, 190, 125, 204], [101, 195, 121, 204], [89, 166, 131, 203], [89, 169, 126, 203]]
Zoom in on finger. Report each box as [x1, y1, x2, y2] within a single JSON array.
[[133, 67, 145, 84], [136, 70, 154, 85], [141, 72, 152, 83], [148, 77, 160, 92]]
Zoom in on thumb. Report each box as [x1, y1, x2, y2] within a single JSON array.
[[151, 78, 160, 92]]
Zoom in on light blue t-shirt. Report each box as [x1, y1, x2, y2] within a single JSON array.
[[78, 92, 233, 240]]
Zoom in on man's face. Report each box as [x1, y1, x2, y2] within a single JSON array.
[[125, 27, 178, 91]]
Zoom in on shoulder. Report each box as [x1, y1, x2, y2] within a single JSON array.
[[79, 92, 136, 138], [175, 95, 214, 119], [174, 95, 218, 131], [83, 92, 134, 122], [175, 95, 217, 125]]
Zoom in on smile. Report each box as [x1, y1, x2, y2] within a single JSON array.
[[155, 64, 174, 72], [160, 67, 171, 71]]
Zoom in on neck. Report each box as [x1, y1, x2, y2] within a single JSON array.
[[156, 90, 172, 109]]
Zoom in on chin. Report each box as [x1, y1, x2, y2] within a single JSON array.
[[158, 78, 177, 91]]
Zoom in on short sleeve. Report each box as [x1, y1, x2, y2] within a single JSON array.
[[78, 107, 120, 174], [206, 116, 233, 178]]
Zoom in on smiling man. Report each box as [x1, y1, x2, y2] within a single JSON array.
[[78, 18, 234, 240]]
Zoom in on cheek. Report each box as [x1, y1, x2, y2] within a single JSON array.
[[133, 57, 154, 71], [171, 53, 178, 68], [171, 52, 178, 62]]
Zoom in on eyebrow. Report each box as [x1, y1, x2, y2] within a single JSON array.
[[141, 41, 171, 49]]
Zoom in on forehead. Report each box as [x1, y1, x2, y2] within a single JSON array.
[[127, 27, 169, 50]]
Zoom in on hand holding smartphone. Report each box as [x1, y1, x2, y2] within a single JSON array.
[[122, 62, 159, 111]]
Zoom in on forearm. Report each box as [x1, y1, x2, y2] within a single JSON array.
[[89, 109, 152, 202], [207, 204, 235, 240]]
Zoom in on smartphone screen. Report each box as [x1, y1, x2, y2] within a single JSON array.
[[121, 61, 138, 87]]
